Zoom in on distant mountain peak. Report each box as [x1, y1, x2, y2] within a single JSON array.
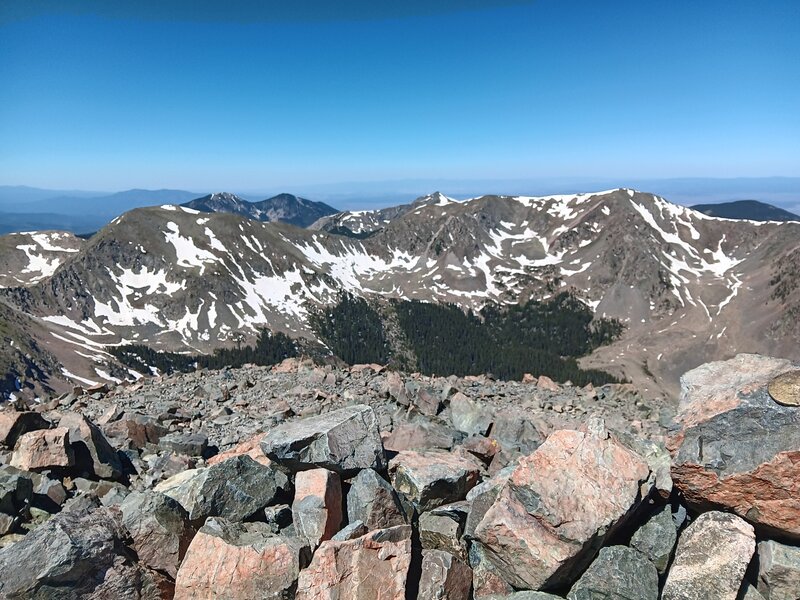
[[181, 192, 338, 228]]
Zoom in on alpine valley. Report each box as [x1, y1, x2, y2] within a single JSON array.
[[1, 188, 799, 402]]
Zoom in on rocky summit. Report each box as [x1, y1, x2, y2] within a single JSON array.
[[1, 353, 799, 599]]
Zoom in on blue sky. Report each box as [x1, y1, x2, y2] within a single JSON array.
[[1, 0, 798, 192]]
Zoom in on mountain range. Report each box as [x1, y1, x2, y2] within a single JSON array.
[[183, 192, 338, 228], [1, 188, 799, 402]]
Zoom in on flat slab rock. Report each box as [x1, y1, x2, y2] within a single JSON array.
[[670, 354, 800, 538], [474, 421, 652, 590], [260, 404, 386, 474]]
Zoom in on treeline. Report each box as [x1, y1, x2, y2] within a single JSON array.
[[108, 329, 297, 376], [310, 293, 389, 365], [311, 292, 624, 385]]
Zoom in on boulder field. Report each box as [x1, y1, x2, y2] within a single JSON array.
[[1, 353, 799, 599]]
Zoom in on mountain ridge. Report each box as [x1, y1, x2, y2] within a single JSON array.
[[1, 188, 798, 400], [183, 191, 339, 227]]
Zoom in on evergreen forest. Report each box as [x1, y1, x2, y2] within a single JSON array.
[[108, 329, 297, 376]]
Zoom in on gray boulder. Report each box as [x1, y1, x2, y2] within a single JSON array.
[[630, 503, 678, 573], [260, 404, 386, 474], [347, 468, 407, 530], [155, 455, 290, 522], [449, 393, 492, 436], [332, 520, 368, 541], [0, 503, 131, 598], [567, 545, 658, 600], [158, 431, 208, 457], [0, 466, 33, 516], [120, 490, 195, 578], [389, 450, 482, 511], [757, 539, 800, 600], [420, 509, 466, 558]]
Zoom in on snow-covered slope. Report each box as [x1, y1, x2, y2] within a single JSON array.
[[2, 188, 798, 398], [0, 231, 84, 287]]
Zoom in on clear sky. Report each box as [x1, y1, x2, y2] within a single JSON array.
[[1, 0, 798, 192]]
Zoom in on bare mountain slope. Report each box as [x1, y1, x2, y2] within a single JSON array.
[[1, 189, 798, 399]]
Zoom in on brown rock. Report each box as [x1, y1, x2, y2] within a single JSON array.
[[669, 354, 800, 538], [10, 427, 74, 471], [102, 414, 166, 450], [461, 435, 500, 463], [295, 525, 412, 600], [383, 420, 457, 452], [537, 375, 560, 392], [662, 511, 755, 600], [522, 373, 537, 384], [0, 411, 50, 449], [418, 549, 473, 600], [416, 387, 443, 416], [292, 468, 342, 549], [174, 517, 308, 600], [390, 450, 483, 511], [207, 434, 271, 466], [474, 421, 651, 590], [384, 371, 409, 406]]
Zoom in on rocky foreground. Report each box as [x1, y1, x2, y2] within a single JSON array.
[[0, 353, 799, 599]]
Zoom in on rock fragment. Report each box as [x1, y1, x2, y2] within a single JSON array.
[[292, 468, 342, 549], [757, 539, 800, 600], [59, 412, 124, 481], [0, 503, 130, 598], [0, 411, 49, 448], [10, 427, 74, 471], [347, 467, 407, 530], [662, 511, 755, 600], [295, 525, 412, 600], [670, 354, 800, 538], [261, 404, 386, 474], [418, 549, 473, 600], [390, 450, 482, 511], [630, 503, 678, 574], [120, 490, 195, 578]]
